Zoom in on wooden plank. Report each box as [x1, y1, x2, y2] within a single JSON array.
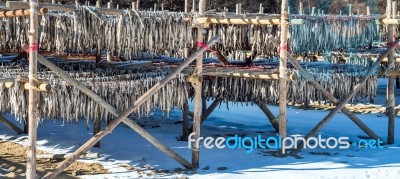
[[26, 1, 39, 178], [195, 16, 304, 25], [0, 115, 23, 134], [0, 8, 47, 18], [40, 36, 220, 178], [202, 72, 296, 80], [37, 153, 99, 160]]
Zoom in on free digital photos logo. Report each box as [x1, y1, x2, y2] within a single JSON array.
[[188, 133, 384, 154]]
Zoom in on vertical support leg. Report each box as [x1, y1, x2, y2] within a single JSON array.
[[387, 1, 396, 144], [182, 82, 190, 140], [27, 0, 39, 178], [192, 0, 206, 168], [93, 119, 101, 148], [279, 0, 289, 155], [24, 118, 29, 134]]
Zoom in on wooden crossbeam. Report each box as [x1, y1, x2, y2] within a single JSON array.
[[203, 71, 297, 81], [195, 15, 304, 26], [40, 36, 220, 178], [0, 8, 47, 18], [289, 39, 399, 156]]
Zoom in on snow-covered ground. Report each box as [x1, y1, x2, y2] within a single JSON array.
[[0, 78, 400, 178]]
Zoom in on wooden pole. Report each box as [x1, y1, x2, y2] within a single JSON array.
[[367, 6, 371, 15], [131, 2, 136, 11], [40, 36, 220, 178], [290, 39, 400, 156], [154, 3, 157, 11], [51, 0, 56, 4], [299, 2, 303, 15], [106, 1, 113, 62], [136, 0, 140, 10], [259, 3, 263, 14], [387, 1, 396, 144], [0, 115, 24, 134], [236, 3, 242, 14], [26, 0, 39, 178], [191, 0, 206, 169], [311, 7, 315, 15], [185, 0, 189, 13], [182, 83, 190, 140], [96, 0, 101, 8], [255, 102, 279, 132], [192, 0, 196, 13], [279, 0, 289, 155], [349, 4, 352, 16], [95, 2, 102, 64]]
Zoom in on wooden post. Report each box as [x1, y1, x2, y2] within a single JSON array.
[[311, 7, 315, 15], [387, 0, 396, 144], [387, 0, 392, 16], [192, 0, 196, 12], [259, 3, 263, 14], [182, 84, 190, 140], [136, 0, 140, 10], [52, 0, 56, 4], [96, 0, 101, 8], [95, 1, 102, 64], [106, 1, 113, 62], [93, 118, 101, 148], [131, 2, 136, 11], [0, 115, 24, 134], [349, 4, 352, 16], [299, 2, 303, 15], [279, 0, 289, 155], [26, 0, 39, 178], [236, 4, 242, 14], [185, 0, 189, 13], [191, 0, 206, 169], [367, 6, 371, 15], [94, 0, 104, 138], [154, 3, 157, 11], [161, 3, 164, 11]]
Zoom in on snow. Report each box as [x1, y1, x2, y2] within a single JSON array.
[[0, 78, 400, 178]]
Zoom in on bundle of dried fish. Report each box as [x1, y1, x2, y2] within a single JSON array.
[[291, 15, 380, 53]]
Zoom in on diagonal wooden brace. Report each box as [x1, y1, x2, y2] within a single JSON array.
[[33, 35, 220, 179], [289, 39, 400, 156], [269, 36, 383, 143]]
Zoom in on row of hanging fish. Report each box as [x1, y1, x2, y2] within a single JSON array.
[[0, 65, 187, 123], [202, 23, 279, 61], [0, 5, 387, 60], [291, 15, 381, 53], [0, 6, 195, 59]]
